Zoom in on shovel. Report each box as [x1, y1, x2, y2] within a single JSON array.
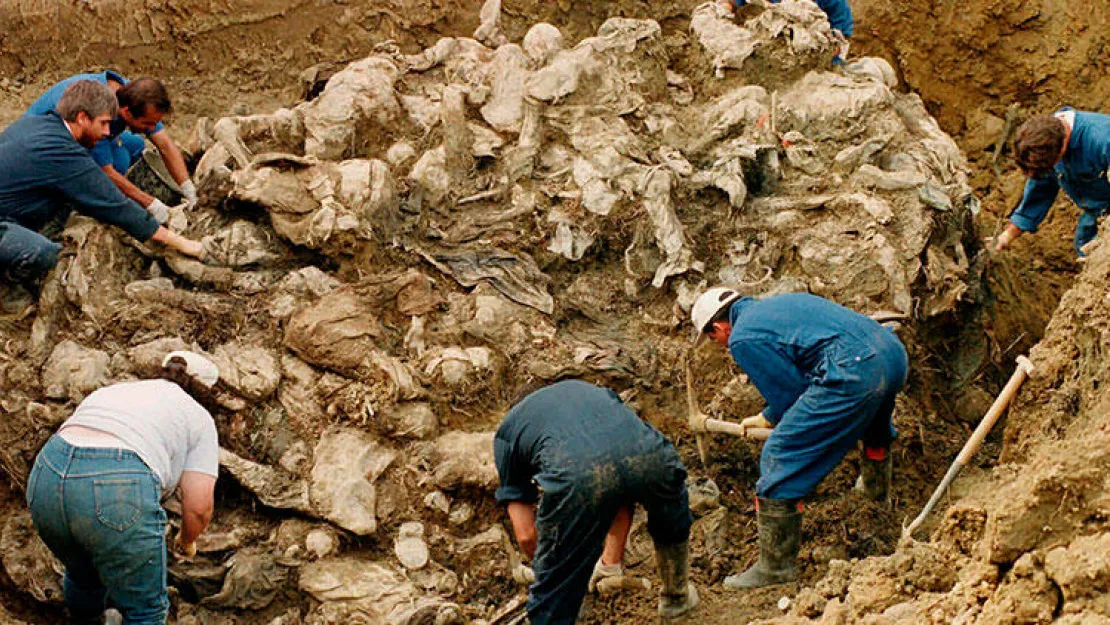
[[903, 355, 1035, 539], [686, 350, 772, 466]]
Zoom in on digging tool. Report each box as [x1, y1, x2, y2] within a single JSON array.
[[903, 355, 1036, 539], [686, 351, 773, 466]]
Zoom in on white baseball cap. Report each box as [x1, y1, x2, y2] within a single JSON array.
[[691, 286, 742, 346], [161, 350, 220, 388]]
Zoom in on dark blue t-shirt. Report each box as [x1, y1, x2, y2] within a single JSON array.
[[24, 70, 166, 168], [493, 380, 673, 504], [0, 113, 159, 241]]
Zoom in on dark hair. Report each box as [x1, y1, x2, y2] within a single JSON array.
[[56, 80, 118, 122], [117, 78, 173, 118], [160, 356, 219, 413], [1014, 115, 1066, 176], [704, 300, 734, 334]]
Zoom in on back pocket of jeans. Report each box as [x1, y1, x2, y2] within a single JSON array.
[[94, 479, 142, 532]]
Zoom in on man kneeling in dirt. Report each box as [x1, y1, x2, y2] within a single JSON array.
[[993, 108, 1110, 258], [495, 380, 698, 624], [691, 288, 908, 589], [0, 80, 203, 310], [26, 70, 197, 223]]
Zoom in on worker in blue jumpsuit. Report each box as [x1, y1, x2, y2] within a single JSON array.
[[494, 380, 698, 623], [993, 109, 1110, 258], [690, 288, 907, 589], [724, 0, 854, 64]]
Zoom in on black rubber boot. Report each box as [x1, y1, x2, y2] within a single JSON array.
[[854, 446, 892, 504], [655, 541, 698, 618], [723, 498, 801, 589]]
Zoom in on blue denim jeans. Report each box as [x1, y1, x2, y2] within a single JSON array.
[[528, 443, 692, 625], [26, 435, 168, 625], [0, 221, 61, 282]]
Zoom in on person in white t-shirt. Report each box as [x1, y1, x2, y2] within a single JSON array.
[[25, 350, 220, 625]]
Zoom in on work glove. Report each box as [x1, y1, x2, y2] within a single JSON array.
[[147, 198, 171, 225], [172, 533, 197, 561], [180, 179, 198, 210], [741, 412, 772, 435], [588, 561, 623, 593], [511, 564, 535, 585]]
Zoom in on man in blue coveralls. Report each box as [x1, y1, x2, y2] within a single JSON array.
[[494, 380, 698, 623], [690, 287, 907, 589], [26, 71, 198, 224], [993, 109, 1110, 258], [0, 81, 204, 306], [721, 0, 853, 64]]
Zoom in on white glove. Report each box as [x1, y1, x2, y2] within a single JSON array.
[[588, 561, 623, 593], [511, 564, 535, 585], [147, 198, 171, 224], [741, 412, 773, 433], [180, 180, 198, 210]]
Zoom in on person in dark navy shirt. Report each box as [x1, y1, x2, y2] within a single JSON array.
[[495, 380, 697, 624], [691, 288, 907, 590]]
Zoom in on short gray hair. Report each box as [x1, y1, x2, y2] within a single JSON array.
[[56, 80, 119, 122]]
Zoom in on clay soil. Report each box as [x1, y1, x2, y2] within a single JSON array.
[[0, 0, 1106, 623]]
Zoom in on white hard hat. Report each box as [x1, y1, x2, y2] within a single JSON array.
[[161, 350, 220, 388], [691, 286, 742, 346]]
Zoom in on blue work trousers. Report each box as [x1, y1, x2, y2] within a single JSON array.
[[1075, 209, 1106, 256], [26, 436, 169, 625], [528, 445, 692, 625], [757, 335, 908, 500], [0, 220, 61, 282], [107, 131, 147, 176]]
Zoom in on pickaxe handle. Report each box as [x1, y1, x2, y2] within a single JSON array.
[[703, 417, 772, 440], [903, 355, 1035, 539]]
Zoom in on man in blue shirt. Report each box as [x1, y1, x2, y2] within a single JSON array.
[[690, 288, 907, 589], [495, 380, 697, 624], [26, 71, 198, 223], [722, 0, 854, 64], [993, 109, 1110, 257], [0, 81, 204, 293]]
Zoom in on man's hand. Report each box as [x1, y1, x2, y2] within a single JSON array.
[[180, 180, 198, 210], [993, 224, 1023, 252], [741, 412, 772, 434], [147, 198, 171, 225], [151, 227, 205, 259], [589, 561, 624, 593], [172, 533, 197, 561]]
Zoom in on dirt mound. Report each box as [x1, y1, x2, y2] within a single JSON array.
[[0, 1, 989, 622]]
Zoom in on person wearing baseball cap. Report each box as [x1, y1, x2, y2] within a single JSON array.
[[26, 350, 221, 624], [690, 288, 907, 590]]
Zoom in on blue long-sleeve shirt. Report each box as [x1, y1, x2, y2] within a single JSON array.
[[24, 70, 165, 169], [493, 380, 674, 504], [727, 293, 899, 422], [0, 113, 160, 241], [1009, 110, 1110, 233], [733, 0, 854, 37]]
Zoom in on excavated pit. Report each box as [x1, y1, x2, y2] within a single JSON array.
[[0, 0, 1106, 623]]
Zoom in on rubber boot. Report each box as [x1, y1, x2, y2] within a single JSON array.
[[854, 446, 892, 504], [723, 498, 801, 589], [655, 541, 698, 618]]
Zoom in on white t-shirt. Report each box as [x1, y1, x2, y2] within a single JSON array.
[[63, 379, 219, 496]]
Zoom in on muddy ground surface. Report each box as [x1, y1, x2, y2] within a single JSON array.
[[0, 0, 1105, 623]]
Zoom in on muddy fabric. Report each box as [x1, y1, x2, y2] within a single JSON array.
[[494, 380, 691, 625], [419, 247, 553, 314], [725, 293, 908, 499]]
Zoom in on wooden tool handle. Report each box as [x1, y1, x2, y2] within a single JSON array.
[[956, 356, 1034, 464], [704, 418, 772, 440]]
